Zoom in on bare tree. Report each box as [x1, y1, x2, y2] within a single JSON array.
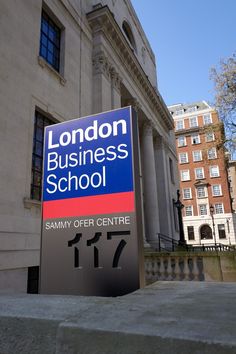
[[210, 54, 236, 155]]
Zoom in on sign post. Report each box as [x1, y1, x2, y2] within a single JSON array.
[[40, 107, 144, 296]]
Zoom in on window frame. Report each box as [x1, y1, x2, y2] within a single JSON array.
[[214, 203, 224, 214], [205, 131, 215, 142], [208, 147, 217, 160], [212, 184, 222, 197], [39, 9, 62, 72], [187, 226, 195, 240], [218, 224, 226, 239], [209, 165, 220, 178], [185, 205, 193, 216], [192, 150, 202, 162], [191, 133, 200, 145], [199, 204, 207, 216], [176, 119, 185, 131], [196, 186, 207, 198], [179, 152, 188, 164], [195, 167, 204, 180], [181, 169, 190, 181], [31, 110, 55, 201], [183, 188, 192, 199], [178, 136, 186, 147], [189, 116, 198, 128], [203, 113, 212, 125]]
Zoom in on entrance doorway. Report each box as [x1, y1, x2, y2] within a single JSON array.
[[200, 224, 213, 240]]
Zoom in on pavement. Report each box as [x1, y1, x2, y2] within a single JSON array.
[[0, 281, 236, 353]]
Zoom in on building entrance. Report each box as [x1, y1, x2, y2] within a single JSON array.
[[200, 224, 213, 240]]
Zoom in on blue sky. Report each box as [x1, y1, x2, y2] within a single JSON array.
[[131, 0, 236, 106]]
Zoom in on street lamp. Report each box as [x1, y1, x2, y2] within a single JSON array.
[[210, 204, 217, 247], [174, 190, 186, 246]]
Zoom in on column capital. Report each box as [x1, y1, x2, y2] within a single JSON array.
[[124, 98, 141, 113], [142, 122, 153, 137], [92, 52, 111, 81], [110, 67, 122, 93]]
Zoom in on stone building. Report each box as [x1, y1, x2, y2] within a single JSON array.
[[169, 101, 236, 245], [0, 0, 179, 293]]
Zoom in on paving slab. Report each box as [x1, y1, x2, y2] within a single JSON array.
[[0, 282, 236, 353]]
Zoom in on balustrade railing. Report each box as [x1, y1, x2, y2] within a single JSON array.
[[145, 254, 204, 283]]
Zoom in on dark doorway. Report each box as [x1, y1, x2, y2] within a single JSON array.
[[200, 224, 213, 240]]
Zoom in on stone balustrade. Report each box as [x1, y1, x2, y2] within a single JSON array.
[[145, 252, 205, 283], [145, 250, 236, 283]]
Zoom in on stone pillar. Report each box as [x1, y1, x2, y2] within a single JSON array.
[[110, 67, 122, 109], [92, 52, 112, 114], [154, 137, 172, 237], [141, 122, 160, 246]]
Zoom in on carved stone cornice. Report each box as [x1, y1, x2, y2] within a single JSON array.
[[87, 6, 174, 130]]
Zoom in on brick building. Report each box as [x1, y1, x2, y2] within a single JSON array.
[[169, 101, 236, 245]]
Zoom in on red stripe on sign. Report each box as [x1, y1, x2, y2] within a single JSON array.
[[43, 191, 135, 219]]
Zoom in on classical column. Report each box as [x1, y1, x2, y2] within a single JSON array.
[[154, 137, 172, 237], [110, 67, 122, 109], [92, 52, 112, 113], [141, 122, 160, 246]]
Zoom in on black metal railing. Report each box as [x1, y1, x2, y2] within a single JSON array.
[[157, 233, 190, 252], [156, 233, 236, 253]]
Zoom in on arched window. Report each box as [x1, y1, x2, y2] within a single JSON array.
[[122, 21, 136, 52], [200, 224, 213, 240]]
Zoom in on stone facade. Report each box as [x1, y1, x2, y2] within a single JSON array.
[[169, 101, 236, 245], [0, 0, 178, 293]]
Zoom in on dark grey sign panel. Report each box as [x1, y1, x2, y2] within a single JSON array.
[[40, 107, 144, 296]]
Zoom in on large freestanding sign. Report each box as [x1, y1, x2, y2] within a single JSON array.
[[40, 107, 144, 296]]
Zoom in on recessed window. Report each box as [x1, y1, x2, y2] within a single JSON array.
[[179, 152, 188, 164], [178, 136, 186, 147], [212, 184, 222, 196], [191, 133, 200, 145], [187, 226, 195, 240], [31, 110, 55, 200], [169, 158, 175, 184], [193, 150, 202, 162], [197, 186, 206, 198], [122, 21, 136, 51], [40, 10, 61, 72], [195, 167, 204, 180], [185, 205, 193, 216], [208, 147, 217, 159], [199, 204, 207, 215], [218, 224, 226, 239], [215, 203, 224, 214], [183, 188, 192, 199], [203, 114, 212, 125], [175, 109, 184, 116], [205, 131, 215, 142], [189, 116, 198, 127], [176, 120, 184, 130], [209, 165, 219, 178], [188, 106, 197, 113], [181, 170, 190, 181]]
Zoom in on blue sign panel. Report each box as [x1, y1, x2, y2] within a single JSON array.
[[43, 107, 133, 202]]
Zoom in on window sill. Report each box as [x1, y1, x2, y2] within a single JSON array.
[[24, 198, 41, 209], [38, 56, 66, 86]]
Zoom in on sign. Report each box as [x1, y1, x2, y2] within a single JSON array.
[[40, 107, 144, 296]]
